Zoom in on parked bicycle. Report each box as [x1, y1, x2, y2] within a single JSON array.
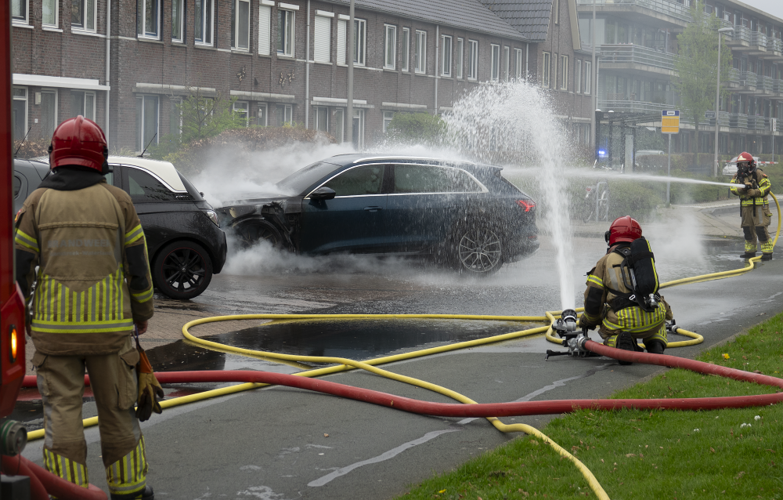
[[580, 180, 610, 223]]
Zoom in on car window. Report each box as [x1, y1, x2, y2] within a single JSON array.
[[393, 165, 482, 194], [13, 175, 22, 198], [278, 161, 340, 195], [104, 171, 114, 186], [323, 165, 384, 196], [127, 167, 177, 202]]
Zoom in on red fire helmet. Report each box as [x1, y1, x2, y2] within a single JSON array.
[[49, 115, 108, 172], [606, 215, 642, 246], [736, 151, 756, 169]]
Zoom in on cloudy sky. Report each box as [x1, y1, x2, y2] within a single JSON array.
[[740, 0, 783, 20]]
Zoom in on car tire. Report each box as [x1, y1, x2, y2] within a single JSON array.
[[451, 220, 504, 275], [152, 240, 213, 300], [235, 220, 285, 250]]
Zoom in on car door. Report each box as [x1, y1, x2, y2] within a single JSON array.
[[299, 164, 388, 254], [383, 164, 485, 252]]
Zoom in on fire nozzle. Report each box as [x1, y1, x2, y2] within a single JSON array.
[[553, 309, 579, 338], [547, 309, 593, 359]]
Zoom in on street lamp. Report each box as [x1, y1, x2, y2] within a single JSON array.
[[713, 26, 734, 177]]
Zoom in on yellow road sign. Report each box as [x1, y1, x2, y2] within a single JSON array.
[[661, 110, 680, 134]]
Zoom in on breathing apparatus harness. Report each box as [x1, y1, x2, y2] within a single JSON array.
[[605, 237, 662, 313]]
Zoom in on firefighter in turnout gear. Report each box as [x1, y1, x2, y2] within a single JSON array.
[[730, 152, 773, 261], [578, 216, 673, 365], [14, 116, 156, 499]]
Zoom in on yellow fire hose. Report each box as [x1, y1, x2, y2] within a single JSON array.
[[24, 194, 781, 500]]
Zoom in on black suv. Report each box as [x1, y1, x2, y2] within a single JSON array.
[[13, 157, 227, 299], [217, 154, 539, 275]]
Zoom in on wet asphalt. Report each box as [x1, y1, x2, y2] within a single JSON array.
[[15, 231, 783, 499]]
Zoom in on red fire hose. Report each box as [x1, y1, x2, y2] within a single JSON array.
[[2, 454, 106, 500]]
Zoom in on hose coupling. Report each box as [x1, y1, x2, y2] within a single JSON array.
[[554, 309, 578, 338]]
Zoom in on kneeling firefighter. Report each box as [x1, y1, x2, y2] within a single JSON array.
[[730, 152, 773, 261], [14, 116, 159, 499], [578, 216, 673, 365]]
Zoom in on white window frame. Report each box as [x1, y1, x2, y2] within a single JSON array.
[[334, 108, 345, 142], [504, 46, 510, 81], [542, 52, 551, 88], [353, 18, 367, 66], [195, 0, 214, 46], [314, 13, 332, 63], [277, 104, 293, 125], [257, 103, 268, 126], [414, 30, 427, 74], [352, 108, 365, 149], [232, 0, 251, 51], [456, 38, 464, 79], [137, 0, 161, 39], [72, 0, 97, 32], [71, 90, 96, 121], [490, 44, 500, 82], [172, 0, 185, 42], [560, 55, 569, 90], [384, 25, 397, 70], [515, 48, 523, 79], [136, 95, 159, 153], [42, 0, 58, 28], [575, 59, 582, 93], [314, 106, 329, 132], [12, 87, 28, 142], [468, 40, 478, 80], [584, 61, 592, 95], [383, 111, 395, 133], [12, 0, 29, 25], [401, 28, 410, 72], [278, 8, 295, 57], [258, 4, 271, 55], [441, 35, 452, 77], [233, 101, 249, 126], [337, 19, 347, 65], [554, 0, 560, 25]]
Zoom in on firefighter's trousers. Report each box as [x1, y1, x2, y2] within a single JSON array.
[[741, 203, 773, 255], [33, 338, 149, 496]]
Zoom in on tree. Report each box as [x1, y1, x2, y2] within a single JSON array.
[[673, 0, 732, 173]]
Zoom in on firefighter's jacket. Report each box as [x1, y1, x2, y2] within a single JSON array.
[[14, 173, 154, 356], [730, 168, 772, 227], [580, 244, 672, 337]]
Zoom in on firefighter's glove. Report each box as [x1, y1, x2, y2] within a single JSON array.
[[136, 372, 164, 422], [577, 315, 597, 331]]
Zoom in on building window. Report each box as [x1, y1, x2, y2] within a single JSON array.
[[12, 0, 28, 24], [314, 106, 329, 132], [334, 108, 345, 142], [172, 0, 184, 42], [554, 0, 560, 24], [560, 55, 568, 90], [490, 44, 500, 81], [383, 111, 395, 133], [71, 91, 95, 121], [233, 101, 249, 126], [232, 0, 250, 50], [456, 38, 464, 79], [584, 61, 591, 95], [257, 103, 268, 126], [353, 18, 367, 66], [278, 9, 295, 56], [441, 35, 452, 77], [575, 60, 582, 93], [515, 48, 523, 79], [504, 46, 510, 81], [542, 52, 551, 88], [170, 97, 182, 135], [415, 30, 427, 74], [137, 0, 160, 38], [337, 19, 347, 65], [43, 0, 58, 27], [314, 14, 332, 63], [401, 28, 410, 72], [351, 109, 364, 149], [12, 87, 27, 141], [276, 104, 292, 126], [195, 0, 214, 45], [258, 4, 271, 55], [384, 25, 397, 70], [136, 95, 159, 152], [72, 0, 96, 31], [468, 40, 478, 80], [41, 90, 58, 141]]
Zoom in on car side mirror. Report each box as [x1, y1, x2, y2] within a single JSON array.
[[310, 187, 336, 201]]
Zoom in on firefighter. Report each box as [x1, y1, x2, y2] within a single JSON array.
[[730, 152, 773, 261], [14, 116, 155, 499], [578, 216, 673, 365]]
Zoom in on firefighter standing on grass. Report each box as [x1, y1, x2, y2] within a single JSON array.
[[730, 152, 773, 261], [578, 216, 673, 365], [14, 116, 157, 499]]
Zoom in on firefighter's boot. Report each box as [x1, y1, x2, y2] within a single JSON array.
[[615, 332, 637, 365]]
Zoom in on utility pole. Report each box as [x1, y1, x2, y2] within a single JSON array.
[[346, 0, 355, 147], [713, 27, 733, 177], [590, 0, 597, 161]]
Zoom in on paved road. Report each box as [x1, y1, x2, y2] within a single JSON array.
[[17, 228, 783, 499]]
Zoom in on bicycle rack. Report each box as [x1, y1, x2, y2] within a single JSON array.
[[587, 181, 610, 222]]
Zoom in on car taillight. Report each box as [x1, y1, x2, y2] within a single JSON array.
[[517, 200, 535, 212]]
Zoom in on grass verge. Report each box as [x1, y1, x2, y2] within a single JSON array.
[[395, 314, 783, 499]]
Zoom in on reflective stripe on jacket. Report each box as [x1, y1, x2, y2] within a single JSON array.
[[730, 169, 771, 207]]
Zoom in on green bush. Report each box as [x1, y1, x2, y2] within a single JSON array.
[[386, 112, 445, 145]]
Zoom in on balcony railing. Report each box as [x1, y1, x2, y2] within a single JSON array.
[[729, 113, 749, 129], [731, 25, 753, 44], [708, 111, 731, 127], [598, 44, 676, 71], [576, 0, 691, 22], [739, 71, 758, 87], [750, 31, 768, 48], [747, 116, 769, 130], [774, 79, 783, 93], [769, 38, 783, 53], [728, 67, 741, 84], [597, 99, 672, 114], [760, 76, 775, 92]]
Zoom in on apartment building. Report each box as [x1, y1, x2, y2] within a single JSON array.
[[11, 0, 551, 152], [576, 0, 783, 161]]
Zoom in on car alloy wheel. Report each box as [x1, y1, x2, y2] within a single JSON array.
[[456, 223, 503, 274], [236, 220, 284, 250], [153, 241, 213, 300]]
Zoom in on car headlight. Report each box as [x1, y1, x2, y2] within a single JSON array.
[[204, 209, 220, 227]]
